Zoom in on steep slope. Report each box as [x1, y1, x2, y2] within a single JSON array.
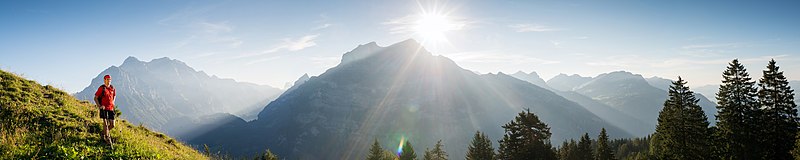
[[547, 73, 592, 91], [511, 71, 651, 136], [0, 70, 205, 159], [574, 71, 717, 130], [190, 39, 630, 159], [283, 73, 311, 93], [74, 57, 282, 137]]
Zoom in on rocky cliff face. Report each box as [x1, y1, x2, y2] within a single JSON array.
[[75, 57, 282, 135]]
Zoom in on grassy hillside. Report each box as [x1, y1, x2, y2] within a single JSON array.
[[0, 70, 206, 159]]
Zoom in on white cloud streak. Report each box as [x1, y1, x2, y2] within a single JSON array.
[[312, 23, 332, 31], [268, 34, 319, 53], [234, 34, 320, 59]]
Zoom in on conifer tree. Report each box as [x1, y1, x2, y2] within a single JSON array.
[[558, 139, 579, 160], [368, 139, 385, 160], [757, 59, 798, 159], [382, 150, 397, 160], [498, 108, 557, 160], [423, 140, 447, 160], [400, 140, 417, 160], [466, 131, 495, 160], [650, 77, 711, 159], [714, 59, 760, 159], [595, 128, 614, 160], [578, 133, 594, 160], [260, 149, 279, 160], [792, 131, 800, 160]]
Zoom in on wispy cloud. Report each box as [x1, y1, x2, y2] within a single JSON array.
[[189, 21, 243, 48], [161, 10, 244, 49], [311, 13, 334, 31], [234, 34, 320, 59], [312, 23, 332, 31], [158, 5, 245, 49], [268, 34, 319, 52], [508, 23, 563, 32]]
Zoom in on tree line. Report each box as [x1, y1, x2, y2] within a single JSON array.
[[365, 59, 797, 160]]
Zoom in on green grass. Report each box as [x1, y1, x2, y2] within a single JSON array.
[[0, 70, 207, 159]]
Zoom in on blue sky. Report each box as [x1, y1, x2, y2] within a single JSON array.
[[2, 0, 799, 92]]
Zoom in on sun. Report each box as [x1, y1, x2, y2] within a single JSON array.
[[412, 12, 461, 44]]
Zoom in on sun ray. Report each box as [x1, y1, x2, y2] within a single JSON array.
[[411, 0, 463, 48]]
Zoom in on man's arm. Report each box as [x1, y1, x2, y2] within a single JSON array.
[[94, 86, 103, 109], [94, 95, 101, 108]]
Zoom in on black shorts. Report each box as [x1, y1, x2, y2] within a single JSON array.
[[99, 109, 115, 120]]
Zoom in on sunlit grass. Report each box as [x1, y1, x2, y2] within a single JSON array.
[[0, 70, 206, 159]]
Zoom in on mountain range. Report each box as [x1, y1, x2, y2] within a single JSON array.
[[188, 40, 631, 159], [74, 57, 283, 138], [511, 71, 652, 136], [64, 41, 798, 159], [513, 71, 718, 136]]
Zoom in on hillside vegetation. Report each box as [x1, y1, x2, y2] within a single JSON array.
[[0, 70, 206, 159]]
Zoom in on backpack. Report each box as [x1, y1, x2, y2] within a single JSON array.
[[99, 84, 114, 105]]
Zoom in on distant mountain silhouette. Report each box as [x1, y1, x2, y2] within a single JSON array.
[[645, 76, 675, 91], [511, 71, 652, 136], [547, 73, 592, 91], [570, 71, 716, 129], [74, 57, 282, 138], [190, 39, 630, 159], [694, 85, 720, 103], [510, 71, 551, 90]]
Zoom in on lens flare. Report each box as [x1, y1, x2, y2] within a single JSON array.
[[396, 136, 406, 156]]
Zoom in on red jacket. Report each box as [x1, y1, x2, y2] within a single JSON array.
[[95, 85, 116, 110]]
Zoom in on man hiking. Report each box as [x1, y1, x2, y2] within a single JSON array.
[[94, 74, 116, 146]]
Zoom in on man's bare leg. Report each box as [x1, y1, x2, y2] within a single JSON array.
[[108, 119, 115, 144], [104, 119, 113, 145]]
